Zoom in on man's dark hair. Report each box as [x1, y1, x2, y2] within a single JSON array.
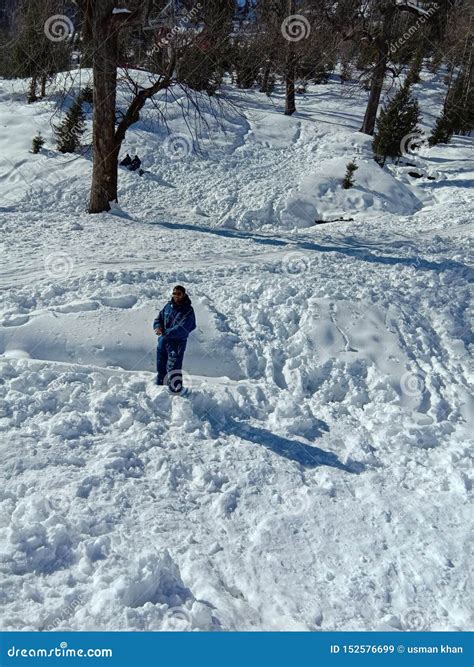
[[173, 285, 186, 293]]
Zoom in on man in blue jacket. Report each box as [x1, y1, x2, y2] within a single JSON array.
[[153, 285, 196, 393]]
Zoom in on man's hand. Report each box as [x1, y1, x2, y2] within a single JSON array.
[[155, 328, 163, 336]]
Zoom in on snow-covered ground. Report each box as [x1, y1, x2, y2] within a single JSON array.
[[0, 69, 472, 632]]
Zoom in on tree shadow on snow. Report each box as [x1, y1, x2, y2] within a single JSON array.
[[153, 220, 472, 279], [226, 418, 364, 473]]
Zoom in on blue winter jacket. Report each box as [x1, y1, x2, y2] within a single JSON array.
[[153, 294, 196, 342]]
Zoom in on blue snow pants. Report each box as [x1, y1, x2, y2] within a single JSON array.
[[156, 337, 187, 393]]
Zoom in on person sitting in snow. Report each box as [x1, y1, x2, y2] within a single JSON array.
[[129, 155, 142, 172], [153, 285, 196, 394], [120, 153, 132, 167]]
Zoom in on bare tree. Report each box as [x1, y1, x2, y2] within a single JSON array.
[[81, 1, 151, 212], [79, 0, 236, 213], [333, 0, 438, 135], [254, 0, 322, 114]]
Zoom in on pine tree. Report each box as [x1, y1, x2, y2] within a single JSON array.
[[5, 0, 72, 103], [79, 85, 94, 105], [406, 49, 424, 86], [32, 132, 45, 154], [429, 72, 474, 145], [340, 58, 353, 84], [373, 82, 422, 166], [342, 161, 358, 189], [458, 81, 474, 136], [176, 45, 223, 95], [429, 111, 454, 146], [55, 98, 86, 153]]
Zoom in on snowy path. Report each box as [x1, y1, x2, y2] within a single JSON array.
[[0, 74, 472, 632]]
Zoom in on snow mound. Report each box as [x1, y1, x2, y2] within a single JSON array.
[[281, 157, 423, 226], [82, 549, 218, 631]]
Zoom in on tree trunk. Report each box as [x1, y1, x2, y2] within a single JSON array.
[[89, 2, 120, 214], [462, 47, 473, 105], [360, 39, 388, 135], [284, 0, 296, 115], [285, 57, 296, 115], [40, 74, 47, 97], [28, 77, 37, 103], [443, 63, 455, 111], [360, 2, 397, 136], [260, 57, 272, 93]]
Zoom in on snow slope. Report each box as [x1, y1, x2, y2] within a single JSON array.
[[0, 70, 472, 632]]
